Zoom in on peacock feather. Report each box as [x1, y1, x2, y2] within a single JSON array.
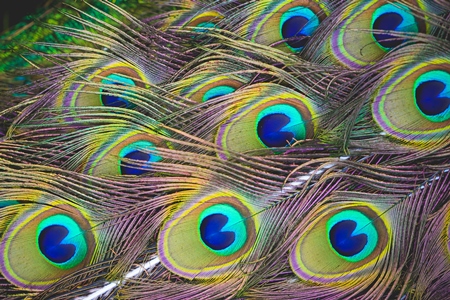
[[0, 0, 449, 299]]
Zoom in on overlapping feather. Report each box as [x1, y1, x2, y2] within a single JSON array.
[[0, 0, 449, 299]]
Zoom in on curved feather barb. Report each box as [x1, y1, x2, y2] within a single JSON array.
[[0, 0, 449, 299]]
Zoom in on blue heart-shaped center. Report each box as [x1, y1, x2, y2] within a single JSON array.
[[372, 12, 404, 48], [200, 214, 235, 250], [282, 16, 309, 48], [120, 150, 152, 175], [38, 225, 76, 263], [329, 220, 368, 257], [415, 80, 450, 116], [257, 113, 294, 147], [101, 83, 132, 108]]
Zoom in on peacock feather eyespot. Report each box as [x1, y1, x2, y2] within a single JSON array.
[[280, 6, 321, 51], [199, 204, 248, 256], [246, 0, 328, 53], [216, 84, 316, 159], [83, 131, 168, 177], [119, 140, 163, 176], [99, 73, 137, 108], [158, 191, 258, 280], [56, 61, 150, 110], [256, 104, 308, 147], [413, 70, 450, 123], [372, 58, 450, 144], [330, 1, 426, 69], [181, 75, 246, 103], [326, 210, 379, 263], [36, 215, 88, 270], [202, 86, 237, 102], [289, 204, 390, 283], [0, 202, 95, 290], [371, 3, 419, 50]]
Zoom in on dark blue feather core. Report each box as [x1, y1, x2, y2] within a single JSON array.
[[415, 80, 450, 116], [257, 113, 294, 147], [329, 220, 368, 257], [281, 16, 309, 49], [101, 83, 132, 108], [120, 150, 152, 176], [200, 214, 235, 251], [372, 12, 404, 48], [279, 7, 320, 52], [38, 225, 76, 264]]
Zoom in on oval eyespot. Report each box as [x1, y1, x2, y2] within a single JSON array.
[[246, 0, 328, 53], [199, 204, 247, 256], [327, 210, 379, 262], [83, 131, 168, 177], [329, 1, 426, 68], [372, 58, 450, 144], [216, 84, 316, 159], [280, 6, 320, 51], [256, 104, 308, 147], [56, 62, 150, 109], [37, 215, 88, 269], [414, 70, 450, 123], [158, 192, 258, 279], [119, 140, 163, 176], [100, 74, 137, 108], [181, 76, 245, 103], [0, 203, 95, 290], [202, 86, 237, 102], [289, 205, 390, 283], [371, 3, 419, 50]]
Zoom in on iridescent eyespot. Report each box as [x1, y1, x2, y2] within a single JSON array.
[[216, 84, 316, 159], [158, 192, 258, 279], [414, 70, 450, 123], [280, 6, 321, 51], [372, 58, 450, 144], [181, 76, 245, 103], [199, 204, 248, 256], [256, 104, 309, 147], [56, 62, 150, 109], [329, 1, 426, 68], [83, 131, 168, 177], [100, 74, 137, 108], [290, 204, 390, 283], [326, 210, 379, 263], [202, 86, 237, 102], [0, 202, 95, 290], [371, 3, 419, 50], [246, 0, 328, 53], [119, 140, 163, 176], [37, 215, 89, 269]]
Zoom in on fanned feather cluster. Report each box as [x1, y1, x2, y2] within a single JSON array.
[[0, 0, 449, 299]]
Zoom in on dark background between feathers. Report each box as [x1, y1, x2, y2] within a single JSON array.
[[0, 0, 48, 33]]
